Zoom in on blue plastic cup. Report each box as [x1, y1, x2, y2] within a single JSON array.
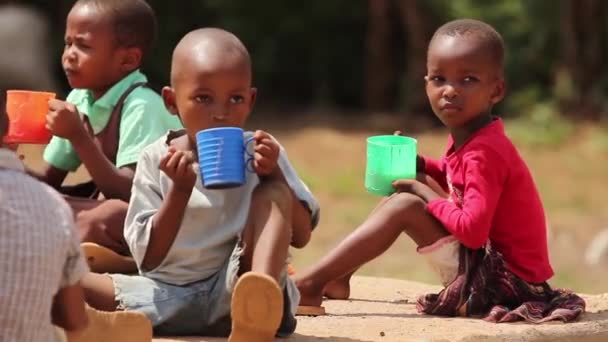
[[196, 127, 254, 189]]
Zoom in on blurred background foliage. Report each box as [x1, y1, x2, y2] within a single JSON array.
[[2, 0, 607, 122]]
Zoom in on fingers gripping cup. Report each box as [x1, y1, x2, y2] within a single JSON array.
[[365, 135, 417, 196], [3, 90, 56, 144], [196, 127, 255, 189]]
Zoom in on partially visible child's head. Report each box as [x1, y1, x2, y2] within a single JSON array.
[[63, 0, 156, 96], [425, 19, 505, 128], [162, 28, 256, 141]]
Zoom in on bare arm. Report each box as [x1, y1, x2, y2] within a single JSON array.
[[140, 149, 196, 271], [141, 185, 191, 270], [45, 99, 135, 200], [51, 283, 88, 332], [70, 133, 135, 200]]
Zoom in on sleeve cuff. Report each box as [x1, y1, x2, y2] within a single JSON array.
[[116, 152, 140, 168], [43, 153, 80, 172]]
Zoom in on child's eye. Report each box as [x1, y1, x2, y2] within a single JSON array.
[[463, 76, 479, 83], [230, 95, 245, 104], [72, 42, 91, 51], [429, 75, 445, 83], [195, 95, 212, 104]]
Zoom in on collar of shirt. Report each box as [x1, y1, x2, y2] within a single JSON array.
[[0, 149, 25, 172], [446, 117, 504, 155], [68, 69, 147, 134]]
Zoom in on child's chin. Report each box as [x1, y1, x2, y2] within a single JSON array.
[[65, 76, 88, 90]]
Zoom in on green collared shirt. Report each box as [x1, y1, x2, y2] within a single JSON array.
[[43, 70, 182, 171]]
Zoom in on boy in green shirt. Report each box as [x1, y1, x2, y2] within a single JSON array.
[[27, 0, 181, 258]]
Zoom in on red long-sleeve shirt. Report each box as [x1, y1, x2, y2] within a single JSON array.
[[423, 119, 553, 283]]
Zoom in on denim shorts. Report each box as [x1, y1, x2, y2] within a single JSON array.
[[110, 243, 300, 337]]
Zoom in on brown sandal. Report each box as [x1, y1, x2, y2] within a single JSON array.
[[296, 305, 326, 316], [229, 272, 283, 342], [67, 306, 152, 342]]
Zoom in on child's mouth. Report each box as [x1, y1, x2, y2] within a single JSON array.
[[64, 68, 78, 78], [441, 103, 461, 113]]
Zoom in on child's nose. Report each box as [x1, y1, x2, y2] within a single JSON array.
[[442, 85, 458, 99], [63, 47, 77, 63], [212, 106, 229, 121]]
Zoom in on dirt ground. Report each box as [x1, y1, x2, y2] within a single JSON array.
[[17, 114, 608, 294], [153, 276, 608, 342]]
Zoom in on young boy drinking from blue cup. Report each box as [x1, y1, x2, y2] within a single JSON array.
[[295, 19, 585, 323], [79, 28, 320, 341]]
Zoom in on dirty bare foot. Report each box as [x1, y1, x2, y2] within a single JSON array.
[[295, 277, 324, 307], [323, 277, 351, 300]]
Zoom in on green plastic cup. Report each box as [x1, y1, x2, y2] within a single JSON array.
[[365, 135, 417, 196]]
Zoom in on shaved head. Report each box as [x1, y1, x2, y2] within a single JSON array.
[[170, 28, 251, 86], [162, 28, 256, 138], [429, 19, 504, 75]]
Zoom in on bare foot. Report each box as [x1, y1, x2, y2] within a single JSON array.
[[323, 277, 350, 300], [294, 277, 324, 307]]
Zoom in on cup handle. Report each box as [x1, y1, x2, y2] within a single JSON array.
[[244, 136, 255, 173]]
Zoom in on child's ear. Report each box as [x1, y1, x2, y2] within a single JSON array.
[[490, 79, 506, 105], [162, 86, 178, 115], [121, 47, 142, 72], [249, 87, 257, 109]]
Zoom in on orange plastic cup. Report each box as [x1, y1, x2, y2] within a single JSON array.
[[3, 90, 56, 144]]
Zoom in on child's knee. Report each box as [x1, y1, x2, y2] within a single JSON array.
[[77, 199, 127, 241], [386, 192, 426, 216], [251, 180, 293, 215]]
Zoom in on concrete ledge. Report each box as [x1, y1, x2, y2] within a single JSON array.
[[154, 276, 608, 342]]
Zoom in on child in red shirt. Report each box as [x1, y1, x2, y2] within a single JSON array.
[[296, 19, 585, 322]]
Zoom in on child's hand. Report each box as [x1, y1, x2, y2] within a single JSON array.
[[160, 147, 197, 192], [252, 130, 280, 176], [47, 99, 86, 142], [416, 155, 425, 172], [392, 179, 421, 195], [393, 178, 441, 203]]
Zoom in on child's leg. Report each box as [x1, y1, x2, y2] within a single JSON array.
[[296, 191, 449, 307], [323, 173, 449, 300], [74, 199, 130, 256], [240, 180, 293, 280], [230, 181, 294, 342], [72, 273, 153, 341], [80, 272, 119, 312], [322, 194, 392, 299]]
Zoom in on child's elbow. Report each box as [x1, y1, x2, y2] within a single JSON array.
[[140, 257, 159, 272]]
